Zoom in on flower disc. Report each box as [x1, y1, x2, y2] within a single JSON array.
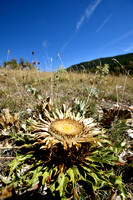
[[50, 119, 83, 137]]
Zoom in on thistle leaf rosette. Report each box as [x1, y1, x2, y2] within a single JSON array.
[[5, 102, 128, 199]]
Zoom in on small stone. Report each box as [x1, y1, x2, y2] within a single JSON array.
[[128, 132, 133, 138], [21, 124, 26, 131], [116, 196, 121, 200], [129, 105, 133, 111]]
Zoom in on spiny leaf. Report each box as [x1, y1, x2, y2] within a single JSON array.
[[9, 154, 33, 175], [77, 165, 86, 181], [26, 166, 43, 187], [80, 165, 91, 174], [91, 172, 101, 186], [42, 171, 50, 185], [114, 175, 123, 185], [96, 171, 109, 182], [67, 168, 75, 184], [56, 173, 69, 197], [19, 144, 34, 149]]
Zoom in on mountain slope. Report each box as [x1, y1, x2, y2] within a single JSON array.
[[67, 53, 133, 74]]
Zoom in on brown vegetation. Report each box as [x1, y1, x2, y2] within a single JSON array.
[[0, 68, 133, 114]]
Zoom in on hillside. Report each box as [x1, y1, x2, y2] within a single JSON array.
[[67, 53, 133, 74]]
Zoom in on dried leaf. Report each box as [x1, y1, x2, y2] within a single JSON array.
[[0, 185, 14, 200], [0, 110, 19, 133]]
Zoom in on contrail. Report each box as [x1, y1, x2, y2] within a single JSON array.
[[59, 33, 76, 54], [96, 14, 112, 33], [60, 0, 102, 53], [102, 30, 133, 50], [123, 42, 133, 53], [76, 0, 102, 31]]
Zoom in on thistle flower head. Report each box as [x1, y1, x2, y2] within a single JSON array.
[[31, 104, 101, 150]]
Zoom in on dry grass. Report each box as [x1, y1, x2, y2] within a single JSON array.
[[0, 68, 133, 114], [0, 68, 133, 200]]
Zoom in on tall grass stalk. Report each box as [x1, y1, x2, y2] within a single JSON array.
[[50, 57, 54, 102]]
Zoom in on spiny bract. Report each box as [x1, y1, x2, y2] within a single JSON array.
[[30, 103, 102, 150]]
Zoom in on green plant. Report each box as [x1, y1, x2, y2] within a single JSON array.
[[54, 65, 69, 82], [28, 85, 42, 100], [108, 120, 128, 146], [3, 57, 38, 70], [96, 64, 109, 84], [1, 99, 129, 199], [3, 58, 18, 69], [71, 98, 88, 116]]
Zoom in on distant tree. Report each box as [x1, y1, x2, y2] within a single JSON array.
[[3, 60, 12, 69], [11, 58, 17, 64], [3, 58, 18, 69], [19, 57, 25, 66], [3, 61, 7, 68], [10, 58, 18, 69], [3, 57, 38, 71]]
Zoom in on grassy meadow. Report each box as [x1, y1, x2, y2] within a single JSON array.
[[0, 68, 133, 113], [0, 67, 133, 199]]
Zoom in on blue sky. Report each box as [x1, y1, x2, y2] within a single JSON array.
[[0, 0, 133, 71]]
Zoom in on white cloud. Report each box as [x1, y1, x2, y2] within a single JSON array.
[[76, 0, 102, 31], [123, 42, 133, 53], [96, 14, 112, 33]]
